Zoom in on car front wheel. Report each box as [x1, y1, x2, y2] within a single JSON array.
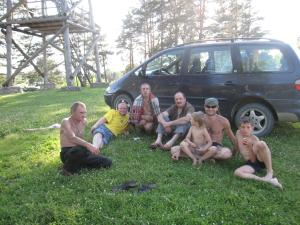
[[234, 103, 274, 137]]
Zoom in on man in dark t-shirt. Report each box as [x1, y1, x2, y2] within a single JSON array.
[[150, 92, 194, 151]]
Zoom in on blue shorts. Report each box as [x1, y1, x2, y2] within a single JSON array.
[[93, 124, 114, 145]]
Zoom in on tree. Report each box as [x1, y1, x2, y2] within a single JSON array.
[[209, 0, 266, 38], [22, 58, 64, 87]]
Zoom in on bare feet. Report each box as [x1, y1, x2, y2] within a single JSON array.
[[192, 158, 197, 166], [161, 143, 172, 151], [150, 142, 162, 150], [171, 153, 179, 161], [197, 158, 203, 166], [268, 178, 283, 190]]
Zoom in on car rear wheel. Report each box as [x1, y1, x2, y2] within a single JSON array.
[[234, 103, 274, 137], [113, 94, 133, 110]]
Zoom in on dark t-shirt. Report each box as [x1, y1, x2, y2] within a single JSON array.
[[166, 102, 195, 121]]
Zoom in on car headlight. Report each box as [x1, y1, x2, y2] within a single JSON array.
[[106, 86, 111, 93]]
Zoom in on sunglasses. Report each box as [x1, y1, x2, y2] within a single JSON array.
[[205, 105, 217, 109]]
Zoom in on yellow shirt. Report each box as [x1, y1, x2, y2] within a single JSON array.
[[104, 109, 129, 136]]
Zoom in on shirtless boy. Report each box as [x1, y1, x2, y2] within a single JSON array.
[[176, 111, 212, 165], [234, 117, 282, 189], [60, 102, 112, 175]]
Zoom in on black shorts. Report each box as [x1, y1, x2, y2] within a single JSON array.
[[212, 142, 222, 150], [245, 160, 266, 173]]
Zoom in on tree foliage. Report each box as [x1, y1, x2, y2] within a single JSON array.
[[117, 0, 266, 68]]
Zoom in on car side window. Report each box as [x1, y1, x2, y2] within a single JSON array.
[[240, 47, 289, 72], [145, 50, 184, 76], [188, 47, 233, 74]]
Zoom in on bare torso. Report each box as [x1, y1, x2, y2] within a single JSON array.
[[236, 130, 258, 162], [60, 117, 86, 148], [142, 99, 153, 116], [190, 126, 207, 147], [203, 114, 227, 144]]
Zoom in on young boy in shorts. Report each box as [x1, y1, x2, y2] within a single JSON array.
[[234, 117, 282, 189], [171, 111, 212, 165]]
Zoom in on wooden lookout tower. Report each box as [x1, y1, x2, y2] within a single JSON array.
[[0, 0, 102, 89]]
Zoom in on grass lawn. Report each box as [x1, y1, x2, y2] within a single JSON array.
[[0, 88, 299, 225]]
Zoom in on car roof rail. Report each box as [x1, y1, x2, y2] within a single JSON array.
[[176, 37, 283, 47]]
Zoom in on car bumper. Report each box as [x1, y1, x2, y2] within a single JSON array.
[[271, 99, 300, 122]]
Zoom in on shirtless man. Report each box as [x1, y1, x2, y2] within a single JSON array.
[[200, 97, 237, 161], [234, 117, 282, 189], [60, 102, 112, 175], [130, 83, 160, 134]]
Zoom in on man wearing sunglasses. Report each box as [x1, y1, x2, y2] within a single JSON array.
[[199, 97, 237, 162]]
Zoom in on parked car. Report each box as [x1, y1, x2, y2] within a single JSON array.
[[104, 38, 300, 136]]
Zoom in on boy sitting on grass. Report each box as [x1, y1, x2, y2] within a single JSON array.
[[234, 117, 283, 189], [171, 111, 212, 166]]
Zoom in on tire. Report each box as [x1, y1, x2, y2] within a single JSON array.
[[234, 103, 274, 137], [113, 94, 133, 110]]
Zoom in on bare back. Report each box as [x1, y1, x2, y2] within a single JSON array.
[[60, 117, 86, 148]]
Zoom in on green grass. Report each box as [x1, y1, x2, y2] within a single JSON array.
[[0, 88, 299, 225]]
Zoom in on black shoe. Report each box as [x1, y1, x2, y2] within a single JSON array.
[[112, 180, 138, 192], [138, 183, 156, 193]]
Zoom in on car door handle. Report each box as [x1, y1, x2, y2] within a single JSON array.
[[224, 81, 235, 86]]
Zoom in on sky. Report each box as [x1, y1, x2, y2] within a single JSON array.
[[92, 0, 300, 72]]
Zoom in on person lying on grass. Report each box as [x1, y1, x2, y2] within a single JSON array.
[[91, 101, 129, 152], [171, 111, 212, 166], [234, 117, 283, 189], [60, 102, 112, 176]]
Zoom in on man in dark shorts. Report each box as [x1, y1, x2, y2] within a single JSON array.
[[60, 102, 112, 175], [200, 97, 237, 162], [234, 117, 282, 189]]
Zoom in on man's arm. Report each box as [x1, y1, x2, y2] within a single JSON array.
[[166, 113, 192, 126], [91, 117, 107, 133], [62, 119, 98, 154], [157, 111, 169, 125], [224, 119, 238, 155]]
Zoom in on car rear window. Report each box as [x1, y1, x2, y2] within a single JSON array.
[[188, 47, 233, 74], [239, 46, 289, 72]]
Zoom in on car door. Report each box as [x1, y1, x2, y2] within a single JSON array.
[[182, 45, 241, 118], [139, 49, 185, 109]]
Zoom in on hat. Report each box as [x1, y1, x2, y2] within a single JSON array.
[[205, 97, 219, 107]]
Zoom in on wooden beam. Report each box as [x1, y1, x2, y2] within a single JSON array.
[[71, 35, 101, 79], [2, 25, 66, 87]]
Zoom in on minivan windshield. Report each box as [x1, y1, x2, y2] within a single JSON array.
[[145, 50, 184, 76]]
